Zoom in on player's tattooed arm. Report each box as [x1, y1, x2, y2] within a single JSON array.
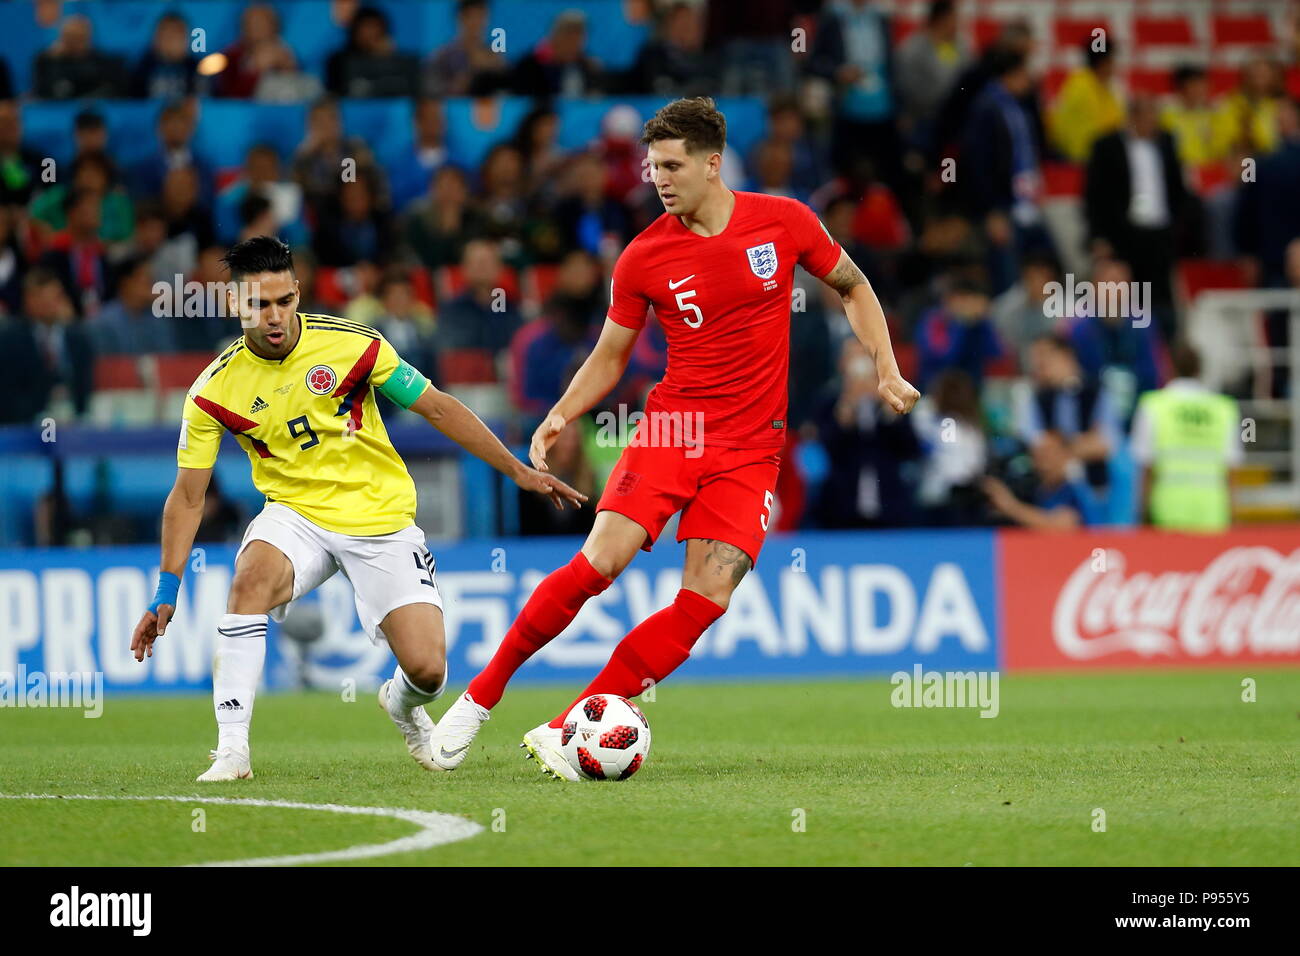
[[706, 540, 752, 587], [822, 253, 869, 301]]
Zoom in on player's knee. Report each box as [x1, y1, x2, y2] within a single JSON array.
[[403, 656, 447, 693], [581, 544, 633, 580], [680, 573, 737, 610], [227, 569, 282, 614]]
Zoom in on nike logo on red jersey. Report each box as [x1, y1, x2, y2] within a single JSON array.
[[667, 274, 696, 289]]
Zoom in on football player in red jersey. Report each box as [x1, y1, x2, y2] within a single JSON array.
[[433, 97, 920, 778]]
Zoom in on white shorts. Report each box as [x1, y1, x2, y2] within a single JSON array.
[[235, 502, 443, 645]]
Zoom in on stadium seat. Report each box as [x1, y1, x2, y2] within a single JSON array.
[[1177, 259, 1250, 303], [154, 352, 218, 391], [439, 348, 499, 385], [1053, 18, 1111, 50], [1127, 68, 1175, 96], [436, 265, 521, 303], [524, 264, 561, 310], [1211, 15, 1274, 47], [1132, 16, 1196, 49], [1041, 162, 1084, 198], [970, 18, 1004, 54]]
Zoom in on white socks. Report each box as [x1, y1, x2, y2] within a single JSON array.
[[213, 613, 267, 752], [387, 664, 446, 714]]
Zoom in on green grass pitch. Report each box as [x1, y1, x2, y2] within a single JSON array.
[[1, 671, 1296, 866]]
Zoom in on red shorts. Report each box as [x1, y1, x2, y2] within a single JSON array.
[[596, 437, 782, 564]]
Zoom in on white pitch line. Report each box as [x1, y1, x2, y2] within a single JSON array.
[[0, 794, 483, 866]]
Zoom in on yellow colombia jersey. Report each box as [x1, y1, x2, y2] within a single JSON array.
[[177, 313, 428, 536]]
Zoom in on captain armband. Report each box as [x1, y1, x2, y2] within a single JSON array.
[[377, 359, 430, 409]]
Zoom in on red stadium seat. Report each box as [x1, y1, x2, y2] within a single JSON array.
[[409, 266, 436, 308], [155, 352, 220, 391], [971, 18, 1004, 54], [1132, 17, 1195, 48], [525, 264, 561, 308], [1207, 67, 1240, 96], [1211, 15, 1274, 46], [892, 18, 921, 46], [439, 348, 498, 385], [1177, 260, 1250, 302], [1127, 68, 1175, 96], [94, 356, 147, 390], [437, 265, 521, 303], [1042, 162, 1084, 198], [1053, 19, 1111, 50], [314, 266, 349, 307], [892, 341, 918, 383]]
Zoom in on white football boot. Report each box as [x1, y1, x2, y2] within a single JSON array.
[[196, 745, 253, 782], [521, 722, 580, 782], [378, 679, 437, 772], [429, 691, 490, 771]]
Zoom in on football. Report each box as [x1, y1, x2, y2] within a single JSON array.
[[560, 694, 651, 781]]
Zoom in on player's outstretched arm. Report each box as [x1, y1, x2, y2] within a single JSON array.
[[531, 318, 640, 471], [409, 385, 587, 511], [131, 466, 211, 662], [821, 250, 921, 415]]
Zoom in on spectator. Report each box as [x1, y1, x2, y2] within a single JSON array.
[[292, 97, 386, 221], [391, 98, 450, 211], [194, 473, 244, 544], [1161, 65, 1225, 168], [895, 0, 966, 153], [553, 152, 631, 259], [0, 203, 26, 315], [12, 268, 94, 418], [33, 15, 125, 99], [626, 1, 713, 97], [982, 429, 1095, 529], [1015, 334, 1118, 490], [991, 249, 1060, 371], [915, 275, 1002, 392], [175, 245, 236, 351], [518, 418, 595, 536], [213, 3, 300, 99], [129, 101, 213, 204], [40, 188, 113, 316], [746, 139, 801, 200], [511, 106, 565, 201], [237, 193, 278, 242], [159, 165, 215, 274], [914, 368, 988, 525], [962, 47, 1053, 295], [288, 246, 330, 317], [705, 0, 795, 97], [131, 11, 199, 99], [313, 175, 394, 267], [475, 143, 529, 252], [402, 165, 486, 270], [750, 97, 829, 201], [810, 0, 899, 188], [30, 151, 135, 245], [1085, 94, 1187, 334], [436, 238, 521, 353], [325, 5, 419, 97], [1064, 256, 1163, 424], [1048, 40, 1125, 163], [0, 100, 45, 207], [423, 0, 507, 97], [214, 144, 307, 246], [86, 256, 178, 356], [510, 9, 604, 97], [510, 250, 601, 419], [72, 109, 109, 161], [358, 265, 437, 377], [1131, 342, 1241, 532], [1234, 97, 1300, 287], [812, 337, 922, 528], [1215, 57, 1285, 158]]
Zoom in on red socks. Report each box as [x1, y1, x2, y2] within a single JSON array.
[[548, 588, 725, 727], [467, 551, 611, 709]]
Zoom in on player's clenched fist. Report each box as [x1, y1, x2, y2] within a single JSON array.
[[878, 372, 920, 414], [529, 413, 567, 471], [515, 466, 588, 511]]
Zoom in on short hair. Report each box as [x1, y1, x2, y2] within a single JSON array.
[[1173, 64, 1206, 89], [74, 108, 105, 131], [1034, 332, 1076, 358], [927, 0, 956, 25], [988, 48, 1028, 79], [1170, 340, 1202, 379], [62, 186, 99, 215], [1085, 39, 1115, 68], [641, 97, 727, 156], [238, 192, 273, 226], [221, 235, 294, 281]]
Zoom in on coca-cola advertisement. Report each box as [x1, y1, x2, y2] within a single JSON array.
[[1001, 528, 1300, 669]]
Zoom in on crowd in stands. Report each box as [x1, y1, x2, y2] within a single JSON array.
[[1, 0, 1299, 541]]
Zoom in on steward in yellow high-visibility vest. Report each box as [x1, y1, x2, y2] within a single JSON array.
[[1131, 345, 1242, 531]]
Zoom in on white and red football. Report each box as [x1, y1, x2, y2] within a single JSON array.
[[560, 694, 651, 781]]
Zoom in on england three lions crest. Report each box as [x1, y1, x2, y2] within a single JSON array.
[[746, 242, 778, 280]]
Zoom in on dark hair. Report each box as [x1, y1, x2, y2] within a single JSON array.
[[1034, 332, 1076, 358], [927, 0, 956, 25], [238, 192, 273, 226], [221, 235, 294, 280], [988, 47, 1028, 79], [71, 149, 117, 185], [114, 254, 150, 284], [1173, 64, 1206, 89], [62, 186, 99, 215], [347, 5, 390, 46], [641, 96, 726, 156], [1085, 38, 1115, 68], [1170, 340, 1202, 379], [456, 0, 486, 14], [74, 108, 105, 131]]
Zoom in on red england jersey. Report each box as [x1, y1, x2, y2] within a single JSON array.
[[607, 190, 843, 449]]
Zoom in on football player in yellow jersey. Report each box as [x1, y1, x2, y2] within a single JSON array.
[[129, 236, 586, 781]]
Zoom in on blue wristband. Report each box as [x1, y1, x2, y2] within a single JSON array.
[[149, 572, 180, 615]]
